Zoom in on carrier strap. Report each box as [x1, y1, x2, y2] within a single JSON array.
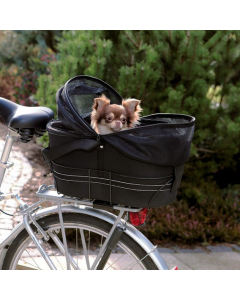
[[42, 139, 100, 163], [171, 164, 185, 193]]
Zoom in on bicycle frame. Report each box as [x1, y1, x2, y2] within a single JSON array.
[[0, 129, 18, 188], [0, 129, 169, 270]]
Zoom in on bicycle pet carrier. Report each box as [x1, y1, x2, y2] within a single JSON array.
[[42, 75, 195, 209]]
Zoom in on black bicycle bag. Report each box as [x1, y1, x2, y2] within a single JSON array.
[[42, 75, 195, 208]]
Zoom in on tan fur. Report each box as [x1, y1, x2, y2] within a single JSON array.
[[91, 94, 142, 135]]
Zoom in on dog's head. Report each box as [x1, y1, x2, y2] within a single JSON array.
[[91, 94, 141, 134]]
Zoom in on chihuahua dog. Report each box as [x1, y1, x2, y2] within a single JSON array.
[[91, 94, 142, 134]]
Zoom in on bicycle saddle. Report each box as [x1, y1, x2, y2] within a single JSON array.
[[0, 97, 54, 142], [0, 97, 54, 129]]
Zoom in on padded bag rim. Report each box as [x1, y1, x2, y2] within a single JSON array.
[[45, 113, 195, 166]]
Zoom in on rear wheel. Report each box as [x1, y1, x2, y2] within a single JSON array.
[[3, 213, 159, 270]]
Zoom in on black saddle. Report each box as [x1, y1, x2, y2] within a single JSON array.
[[0, 97, 54, 142]]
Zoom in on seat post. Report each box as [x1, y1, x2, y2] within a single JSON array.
[[0, 129, 19, 191]]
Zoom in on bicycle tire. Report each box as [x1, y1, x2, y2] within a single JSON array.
[[2, 213, 159, 270]]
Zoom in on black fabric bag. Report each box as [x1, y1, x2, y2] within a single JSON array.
[[42, 75, 195, 208]]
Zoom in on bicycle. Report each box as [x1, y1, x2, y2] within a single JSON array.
[[0, 97, 171, 270]]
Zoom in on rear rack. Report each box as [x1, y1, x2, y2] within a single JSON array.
[[36, 184, 142, 213]]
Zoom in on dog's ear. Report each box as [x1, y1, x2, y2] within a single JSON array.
[[122, 99, 141, 113], [93, 94, 110, 110]]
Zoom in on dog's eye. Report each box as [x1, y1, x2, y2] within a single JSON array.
[[121, 118, 126, 122], [107, 117, 112, 121]]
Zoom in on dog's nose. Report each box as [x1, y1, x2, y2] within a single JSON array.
[[114, 121, 121, 128]]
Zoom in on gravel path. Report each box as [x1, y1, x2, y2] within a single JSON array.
[[0, 135, 33, 241]]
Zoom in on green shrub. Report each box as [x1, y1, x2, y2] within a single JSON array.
[[0, 30, 61, 105]]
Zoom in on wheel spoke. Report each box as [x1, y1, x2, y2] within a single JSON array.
[[80, 229, 90, 270], [57, 202, 71, 270], [105, 253, 125, 270], [44, 237, 64, 270], [24, 249, 41, 270], [76, 228, 79, 268], [48, 231, 80, 270]]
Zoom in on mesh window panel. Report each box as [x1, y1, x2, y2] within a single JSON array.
[[65, 77, 122, 118]]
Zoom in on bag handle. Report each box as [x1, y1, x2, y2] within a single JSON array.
[[42, 138, 100, 163]]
